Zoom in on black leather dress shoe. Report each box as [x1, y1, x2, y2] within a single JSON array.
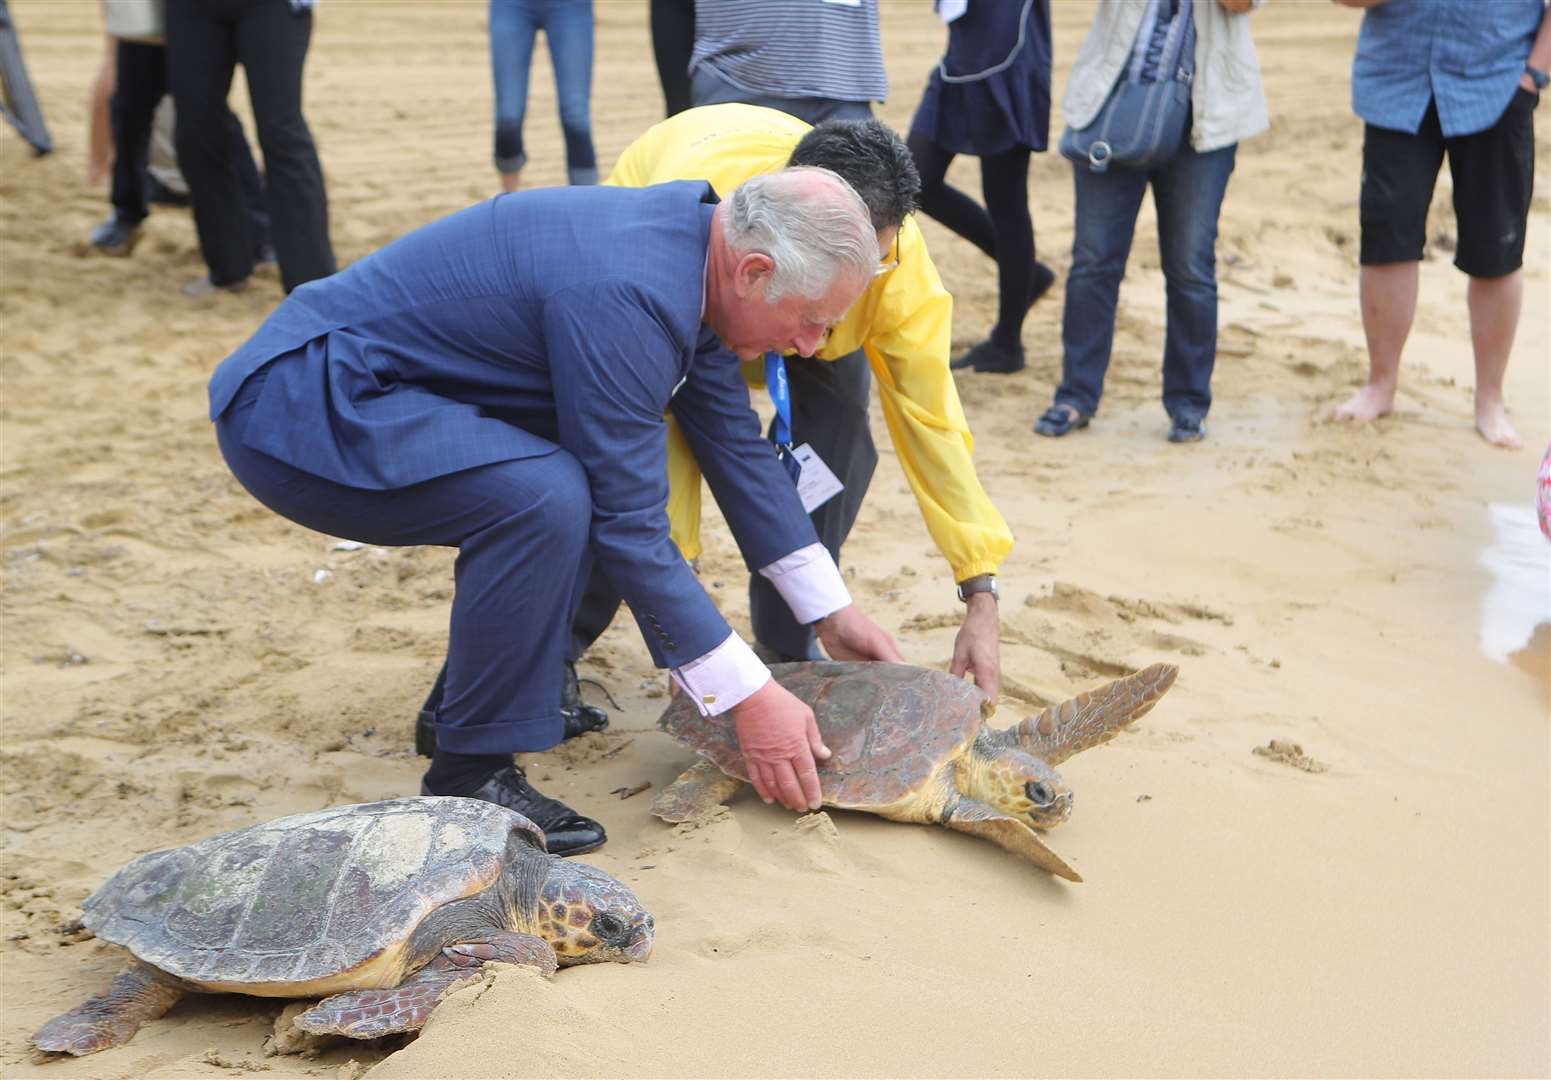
[[424, 765, 606, 856]]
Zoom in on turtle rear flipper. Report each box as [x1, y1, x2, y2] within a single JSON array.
[[32, 962, 185, 1056], [945, 798, 1082, 882], [1009, 663, 1178, 766], [650, 760, 744, 823], [296, 932, 556, 1038]]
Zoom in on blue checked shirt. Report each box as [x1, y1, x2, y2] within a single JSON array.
[[1352, 0, 1545, 138]]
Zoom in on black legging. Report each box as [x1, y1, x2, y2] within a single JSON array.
[[907, 134, 1034, 352]]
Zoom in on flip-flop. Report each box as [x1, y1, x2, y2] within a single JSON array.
[[1033, 405, 1089, 437]]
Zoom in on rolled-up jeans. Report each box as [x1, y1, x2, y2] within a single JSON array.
[[1054, 140, 1237, 423], [490, 0, 597, 185]]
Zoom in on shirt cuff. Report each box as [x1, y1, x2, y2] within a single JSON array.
[[756, 542, 851, 625], [670, 632, 771, 717]]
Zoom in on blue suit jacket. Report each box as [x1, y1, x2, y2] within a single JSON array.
[[209, 181, 817, 667]]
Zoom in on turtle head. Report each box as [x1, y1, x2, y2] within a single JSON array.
[[962, 740, 1074, 829], [530, 861, 655, 967]]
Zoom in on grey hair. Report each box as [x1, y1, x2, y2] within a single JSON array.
[[719, 167, 880, 304]]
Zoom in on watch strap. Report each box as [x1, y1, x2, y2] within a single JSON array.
[[956, 574, 998, 602]]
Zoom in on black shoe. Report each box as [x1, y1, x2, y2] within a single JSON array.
[[1167, 415, 1206, 443], [949, 338, 1025, 374], [1033, 404, 1090, 438], [88, 215, 143, 257], [424, 764, 606, 856], [560, 660, 610, 736], [1029, 260, 1057, 307]]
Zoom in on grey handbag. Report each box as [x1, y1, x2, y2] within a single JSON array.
[[1059, 0, 1196, 173], [102, 0, 165, 44]]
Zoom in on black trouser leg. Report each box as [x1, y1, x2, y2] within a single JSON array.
[[108, 41, 167, 225], [649, 0, 694, 117], [749, 348, 876, 659], [568, 565, 623, 661], [232, 0, 334, 290], [166, 0, 252, 286]]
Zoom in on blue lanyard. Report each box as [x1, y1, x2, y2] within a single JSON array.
[[765, 352, 802, 485]]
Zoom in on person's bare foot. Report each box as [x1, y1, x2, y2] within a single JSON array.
[[1332, 384, 1394, 423], [1474, 399, 1523, 449]]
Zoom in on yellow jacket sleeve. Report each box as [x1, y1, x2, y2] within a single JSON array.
[[818, 218, 1013, 581]]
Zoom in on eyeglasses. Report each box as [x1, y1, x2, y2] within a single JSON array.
[[876, 232, 900, 276]]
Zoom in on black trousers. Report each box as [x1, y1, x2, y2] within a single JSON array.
[[566, 348, 877, 662], [109, 39, 267, 244], [164, 0, 334, 292], [648, 0, 694, 117]]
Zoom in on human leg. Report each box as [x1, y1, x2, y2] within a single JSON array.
[[542, 0, 597, 185], [748, 349, 876, 661], [1335, 111, 1444, 423], [1046, 162, 1148, 421], [907, 131, 994, 256], [978, 148, 1035, 360], [649, 0, 694, 117], [1152, 141, 1237, 434], [216, 378, 605, 851], [93, 40, 165, 254], [165, 0, 252, 288], [489, 0, 538, 191], [1464, 273, 1525, 448], [233, 0, 334, 291], [87, 34, 115, 187], [1447, 87, 1535, 449]]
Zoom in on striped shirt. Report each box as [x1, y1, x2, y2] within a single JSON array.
[[689, 0, 889, 105], [1352, 0, 1545, 138]]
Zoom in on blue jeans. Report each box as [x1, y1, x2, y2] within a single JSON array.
[[489, 0, 596, 184], [1054, 141, 1237, 422]]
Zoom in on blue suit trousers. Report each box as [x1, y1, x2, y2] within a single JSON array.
[[216, 368, 591, 755]]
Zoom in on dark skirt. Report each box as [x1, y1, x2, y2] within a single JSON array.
[[908, 0, 1052, 157]]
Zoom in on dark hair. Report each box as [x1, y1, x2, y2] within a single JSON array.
[[786, 118, 920, 232]]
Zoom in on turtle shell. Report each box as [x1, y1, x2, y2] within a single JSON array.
[[81, 797, 545, 988], [659, 661, 986, 807]]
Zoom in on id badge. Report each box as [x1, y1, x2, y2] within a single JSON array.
[[791, 443, 843, 513]]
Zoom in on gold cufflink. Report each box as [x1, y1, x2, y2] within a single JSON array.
[[701, 694, 716, 705]]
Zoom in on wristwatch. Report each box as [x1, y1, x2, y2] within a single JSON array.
[[956, 574, 998, 603], [1527, 64, 1550, 90]]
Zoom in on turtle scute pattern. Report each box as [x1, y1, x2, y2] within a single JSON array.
[[83, 798, 534, 987], [660, 661, 985, 807]]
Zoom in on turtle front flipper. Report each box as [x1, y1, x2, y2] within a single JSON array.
[[32, 961, 186, 1056], [650, 759, 744, 823], [944, 798, 1083, 883], [296, 932, 556, 1038], [1007, 663, 1178, 766]]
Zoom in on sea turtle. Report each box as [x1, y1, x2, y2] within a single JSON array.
[[32, 796, 653, 1056], [653, 661, 1178, 882]]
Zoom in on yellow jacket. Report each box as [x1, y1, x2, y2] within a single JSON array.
[[608, 103, 1012, 582]]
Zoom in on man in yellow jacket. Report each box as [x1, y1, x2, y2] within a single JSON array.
[[596, 104, 1013, 695]]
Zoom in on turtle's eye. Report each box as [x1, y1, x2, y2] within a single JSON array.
[[591, 913, 625, 940], [1025, 781, 1056, 808]]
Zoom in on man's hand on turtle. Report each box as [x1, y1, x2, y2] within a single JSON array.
[[813, 604, 904, 664], [950, 592, 1001, 702], [732, 678, 829, 812]]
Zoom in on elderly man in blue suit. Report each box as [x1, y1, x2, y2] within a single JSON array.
[[209, 168, 903, 855]]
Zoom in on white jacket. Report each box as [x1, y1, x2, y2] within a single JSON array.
[[1062, 0, 1270, 154]]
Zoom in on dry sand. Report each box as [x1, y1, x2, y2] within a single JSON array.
[[1, 2, 1547, 1077]]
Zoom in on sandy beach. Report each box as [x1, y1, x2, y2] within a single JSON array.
[[1, 2, 1547, 1076]]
